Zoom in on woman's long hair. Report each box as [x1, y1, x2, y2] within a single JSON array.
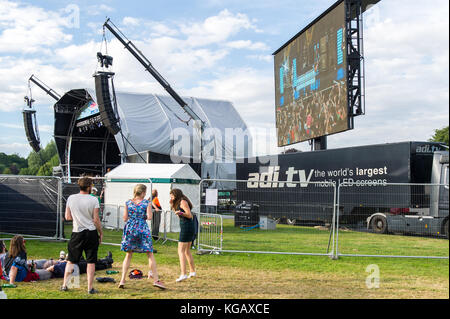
[[170, 188, 193, 211], [133, 184, 147, 199], [9, 235, 26, 258]]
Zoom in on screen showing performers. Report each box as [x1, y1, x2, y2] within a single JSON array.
[[274, 1, 349, 147]]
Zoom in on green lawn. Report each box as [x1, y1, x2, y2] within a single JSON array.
[[1, 221, 448, 299]]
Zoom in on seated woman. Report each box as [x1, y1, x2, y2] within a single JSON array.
[[2, 236, 28, 285]]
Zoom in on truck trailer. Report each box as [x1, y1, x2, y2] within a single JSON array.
[[236, 141, 449, 238]]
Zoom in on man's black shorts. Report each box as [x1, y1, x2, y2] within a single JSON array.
[[67, 230, 99, 264]]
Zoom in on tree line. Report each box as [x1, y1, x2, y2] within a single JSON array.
[[0, 126, 448, 176], [0, 140, 59, 176]]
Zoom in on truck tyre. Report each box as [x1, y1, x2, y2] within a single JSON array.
[[371, 215, 388, 234]]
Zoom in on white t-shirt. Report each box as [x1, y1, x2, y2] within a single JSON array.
[[66, 194, 100, 233]]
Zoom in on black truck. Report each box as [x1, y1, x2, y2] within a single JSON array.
[[236, 141, 449, 237]]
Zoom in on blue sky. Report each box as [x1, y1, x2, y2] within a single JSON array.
[[0, 0, 449, 158]]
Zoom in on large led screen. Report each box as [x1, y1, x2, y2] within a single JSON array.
[[274, 1, 348, 146]]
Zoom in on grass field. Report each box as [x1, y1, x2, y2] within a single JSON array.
[[1, 220, 448, 299]]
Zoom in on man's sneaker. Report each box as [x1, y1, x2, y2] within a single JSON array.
[[176, 274, 188, 282], [188, 272, 196, 278], [88, 288, 99, 294], [60, 286, 68, 292]]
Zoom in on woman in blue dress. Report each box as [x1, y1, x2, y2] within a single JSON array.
[[119, 184, 165, 289]]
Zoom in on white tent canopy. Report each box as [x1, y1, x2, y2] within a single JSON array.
[[103, 163, 200, 231], [104, 162, 200, 210], [86, 89, 252, 178], [104, 162, 199, 181]]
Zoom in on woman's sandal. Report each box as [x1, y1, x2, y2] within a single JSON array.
[[153, 280, 166, 290], [118, 282, 125, 289]]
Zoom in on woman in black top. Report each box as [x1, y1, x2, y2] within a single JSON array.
[[170, 188, 196, 282]]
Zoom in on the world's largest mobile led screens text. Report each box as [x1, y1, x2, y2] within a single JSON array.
[[274, 1, 349, 147]]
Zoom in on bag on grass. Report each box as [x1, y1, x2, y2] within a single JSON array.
[[129, 269, 143, 280], [96, 277, 116, 283]]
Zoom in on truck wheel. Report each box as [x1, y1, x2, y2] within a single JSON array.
[[371, 215, 388, 234]]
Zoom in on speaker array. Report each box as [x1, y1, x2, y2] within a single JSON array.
[[22, 109, 41, 152], [94, 73, 121, 135]]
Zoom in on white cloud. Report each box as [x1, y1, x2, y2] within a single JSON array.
[[0, 0, 73, 53], [0, 142, 29, 155], [122, 16, 140, 27], [181, 9, 257, 47], [85, 4, 115, 16], [225, 40, 269, 51], [187, 67, 274, 129], [246, 54, 272, 63], [0, 122, 22, 129]]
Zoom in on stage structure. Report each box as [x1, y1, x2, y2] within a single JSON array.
[[79, 18, 252, 183], [273, 0, 380, 150], [52, 88, 249, 181], [27, 23, 250, 181], [53, 88, 121, 178], [23, 75, 62, 153]]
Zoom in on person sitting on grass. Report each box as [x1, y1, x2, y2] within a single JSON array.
[[45, 252, 114, 278], [1, 235, 28, 286]]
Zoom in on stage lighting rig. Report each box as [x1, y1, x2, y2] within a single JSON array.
[[97, 52, 113, 69]]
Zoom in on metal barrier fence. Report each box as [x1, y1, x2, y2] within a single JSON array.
[[198, 179, 337, 257], [99, 207, 223, 251], [0, 175, 62, 241], [1, 175, 448, 260], [336, 182, 449, 259], [197, 212, 223, 252]]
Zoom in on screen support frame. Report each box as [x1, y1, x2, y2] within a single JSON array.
[[345, 0, 366, 130]]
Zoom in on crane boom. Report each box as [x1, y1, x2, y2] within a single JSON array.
[[102, 18, 204, 128], [28, 75, 61, 101]]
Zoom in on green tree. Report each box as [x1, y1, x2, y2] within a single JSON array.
[[9, 163, 19, 175], [429, 126, 449, 146], [27, 151, 44, 171], [19, 167, 34, 175], [3, 167, 12, 174], [49, 153, 60, 167], [37, 162, 53, 176]]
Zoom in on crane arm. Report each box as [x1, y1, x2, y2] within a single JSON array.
[[29, 75, 61, 101], [102, 18, 204, 128]]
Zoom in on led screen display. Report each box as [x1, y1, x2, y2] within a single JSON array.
[[77, 100, 99, 121], [274, 1, 348, 146]]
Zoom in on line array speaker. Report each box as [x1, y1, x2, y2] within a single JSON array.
[[22, 109, 41, 153], [94, 73, 121, 135]]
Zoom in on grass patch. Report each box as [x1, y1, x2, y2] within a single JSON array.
[[1, 222, 448, 299]]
